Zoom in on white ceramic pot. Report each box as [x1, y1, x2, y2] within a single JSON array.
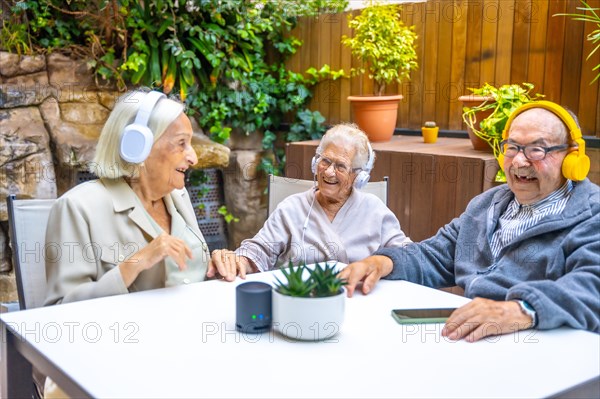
[[272, 289, 345, 341]]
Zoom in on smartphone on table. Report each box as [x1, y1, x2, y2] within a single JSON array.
[[391, 308, 457, 324]]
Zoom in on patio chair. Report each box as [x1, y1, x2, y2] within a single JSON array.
[[6, 195, 55, 310]]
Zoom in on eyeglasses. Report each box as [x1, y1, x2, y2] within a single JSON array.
[[500, 140, 569, 161], [317, 155, 359, 175]]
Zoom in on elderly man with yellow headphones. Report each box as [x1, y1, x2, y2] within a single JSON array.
[[340, 100, 599, 342]]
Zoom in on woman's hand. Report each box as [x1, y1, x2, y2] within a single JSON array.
[[119, 233, 192, 287], [207, 250, 255, 281]]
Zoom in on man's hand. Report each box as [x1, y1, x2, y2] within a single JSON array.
[[442, 298, 534, 342], [337, 255, 393, 297]]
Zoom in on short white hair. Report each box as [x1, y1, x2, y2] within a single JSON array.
[[91, 89, 185, 179], [316, 123, 374, 169]]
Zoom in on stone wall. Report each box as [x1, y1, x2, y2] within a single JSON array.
[[0, 51, 260, 304]]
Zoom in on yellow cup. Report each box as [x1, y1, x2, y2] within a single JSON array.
[[422, 126, 439, 143]]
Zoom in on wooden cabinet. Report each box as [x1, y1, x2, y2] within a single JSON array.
[[286, 136, 500, 242]]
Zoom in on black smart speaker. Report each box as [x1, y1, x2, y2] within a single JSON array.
[[236, 282, 272, 333]]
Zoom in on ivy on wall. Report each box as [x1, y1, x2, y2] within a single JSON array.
[[1, 0, 348, 174]]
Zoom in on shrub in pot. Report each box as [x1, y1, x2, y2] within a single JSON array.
[[342, 0, 418, 142]]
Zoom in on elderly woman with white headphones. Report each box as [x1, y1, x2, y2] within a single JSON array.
[[44, 89, 210, 306], [209, 123, 411, 280]]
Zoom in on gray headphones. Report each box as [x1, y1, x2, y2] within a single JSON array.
[[311, 141, 374, 189], [119, 91, 166, 164]]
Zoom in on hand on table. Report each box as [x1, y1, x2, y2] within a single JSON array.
[[207, 250, 255, 281], [442, 297, 534, 342], [337, 255, 394, 297]]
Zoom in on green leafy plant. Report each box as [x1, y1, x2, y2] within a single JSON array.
[[342, 0, 418, 96], [462, 83, 544, 182], [217, 205, 239, 224], [555, 1, 600, 84], [274, 262, 347, 298], [2, 0, 348, 187]]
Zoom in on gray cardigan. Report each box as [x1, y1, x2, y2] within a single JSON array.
[[376, 179, 600, 332]]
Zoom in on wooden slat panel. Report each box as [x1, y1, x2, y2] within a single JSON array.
[[310, 17, 325, 118], [422, 1, 440, 123], [284, 143, 315, 180], [527, 0, 548, 94], [408, 154, 435, 241], [577, 0, 600, 136], [454, 157, 485, 216], [370, 150, 390, 183], [482, 159, 501, 192], [347, 9, 362, 101], [464, 0, 484, 89], [435, 1, 453, 128], [431, 155, 458, 233], [390, 153, 413, 237], [510, 0, 532, 83], [597, 83, 600, 136], [338, 11, 352, 123], [544, 0, 567, 102], [407, 3, 425, 128], [448, 0, 469, 131], [495, 0, 515, 85], [588, 148, 600, 183], [480, 0, 499, 84], [398, 3, 417, 128], [561, 0, 585, 111], [319, 16, 332, 123]]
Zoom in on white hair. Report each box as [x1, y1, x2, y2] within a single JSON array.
[[316, 123, 374, 169], [92, 89, 185, 179]]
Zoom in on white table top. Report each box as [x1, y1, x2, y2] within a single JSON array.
[[2, 270, 599, 398]]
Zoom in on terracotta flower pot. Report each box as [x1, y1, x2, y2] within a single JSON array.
[[459, 95, 495, 152], [348, 95, 403, 142]]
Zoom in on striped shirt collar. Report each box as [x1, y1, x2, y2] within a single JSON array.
[[489, 180, 574, 259], [508, 180, 574, 214]]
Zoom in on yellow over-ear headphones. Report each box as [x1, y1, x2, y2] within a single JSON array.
[[500, 100, 590, 181]]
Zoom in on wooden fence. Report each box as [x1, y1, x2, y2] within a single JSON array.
[[287, 0, 600, 137]]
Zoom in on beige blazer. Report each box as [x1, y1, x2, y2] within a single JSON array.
[[44, 178, 209, 305]]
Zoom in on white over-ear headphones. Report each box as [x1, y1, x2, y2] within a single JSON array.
[[311, 141, 374, 189], [120, 91, 166, 163], [354, 141, 374, 189]]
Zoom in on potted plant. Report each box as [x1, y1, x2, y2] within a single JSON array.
[[421, 121, 438, 144], [459, 83, 543, 181], [342, 0, 418, 142], [272, 262, 347, 341]]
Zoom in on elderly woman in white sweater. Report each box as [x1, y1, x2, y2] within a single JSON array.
[[209, 123, 410, 280]]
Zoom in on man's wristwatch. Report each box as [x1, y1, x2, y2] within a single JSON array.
[[515, 299, 537, 328]]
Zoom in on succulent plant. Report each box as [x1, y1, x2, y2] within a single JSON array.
[[424, 121, 437, 128], [274, 262, 347, 298]]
